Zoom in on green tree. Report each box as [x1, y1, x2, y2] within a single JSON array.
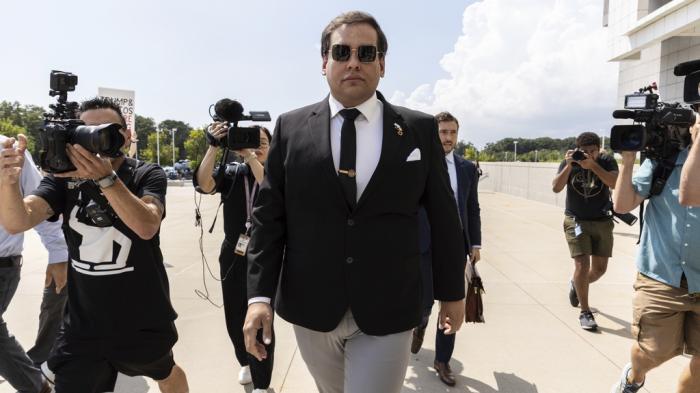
[[134, 114, 156, 152], [158, 120, 191, 160], [0, 101, 46, 161], [140, 131, 173, 166], [0, 118, 37, 155], [464, 145, 479, 161], [184, 128, 209, 169]]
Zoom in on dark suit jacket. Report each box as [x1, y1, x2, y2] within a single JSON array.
[[418, 153, 481, 306], [247, 92, 466, 336], [454, 153, 482, 251]]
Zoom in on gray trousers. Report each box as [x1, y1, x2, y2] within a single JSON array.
[[293, 311, 412, 393], [0, 261, 43, 393], [27, 281, 67, 365]]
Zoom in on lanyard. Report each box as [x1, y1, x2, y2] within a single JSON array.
[[243, 176, 258, 233]]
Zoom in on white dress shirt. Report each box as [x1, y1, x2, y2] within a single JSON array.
[[445, 152, 459, 204], [328, 94, 384, 200], [249, 93, 385, 306], [0, 135, 68, 263]]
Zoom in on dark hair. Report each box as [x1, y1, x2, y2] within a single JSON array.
[[254, 125, 272, 142], [576, 132, 601, 148], [435, 111, 459, 127], [321, 11, 388, 58], [79, 97, 127, 129]]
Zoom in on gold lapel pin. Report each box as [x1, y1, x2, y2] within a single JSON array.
[[394, 123, 404, 136]]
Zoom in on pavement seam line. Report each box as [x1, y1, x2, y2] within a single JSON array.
[[486, 257, 627, 371], [483, 198, 631, 378], [279, 345, 299, 392]]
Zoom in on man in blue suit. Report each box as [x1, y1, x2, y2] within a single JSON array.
[[411, 111, 482, 387]]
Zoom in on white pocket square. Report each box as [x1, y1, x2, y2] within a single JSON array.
[[406, 148, 421, 162]]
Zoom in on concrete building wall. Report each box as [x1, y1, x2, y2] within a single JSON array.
[[478, 162, 642, 210], [478, 162, 567, 208], [607, 0, 700, 109]]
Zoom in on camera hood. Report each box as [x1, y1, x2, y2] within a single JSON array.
[[610, 125, 647, 152]]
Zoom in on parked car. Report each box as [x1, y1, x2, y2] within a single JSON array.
[[163, 166, 179, 180]]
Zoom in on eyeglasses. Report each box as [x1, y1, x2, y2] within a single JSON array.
[[329, 44, 382, 63]]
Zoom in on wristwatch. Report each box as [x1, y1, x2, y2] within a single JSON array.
[[96, 171, 118, 189]]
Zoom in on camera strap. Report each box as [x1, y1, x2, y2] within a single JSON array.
[[634, 150, 681, 243], [649, 151, 680, 197], [243, 176, 258, 235]]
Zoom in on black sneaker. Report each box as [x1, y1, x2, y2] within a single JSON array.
[[568, 280, 579, 307], [579, 310, 598, 331]]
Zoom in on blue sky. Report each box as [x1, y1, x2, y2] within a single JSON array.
[[1, 0, 616, 147]]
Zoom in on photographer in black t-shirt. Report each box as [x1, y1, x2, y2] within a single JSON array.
[[0, 98, 189, 393], [193, 122, 273, 393], [552, 132, 619, 331]]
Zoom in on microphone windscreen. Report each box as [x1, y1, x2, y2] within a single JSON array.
[[612, 110, 635, 119], [214, 99, 244, 122]]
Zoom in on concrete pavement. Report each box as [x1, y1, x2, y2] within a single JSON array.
[[1, 188, 689, 392]]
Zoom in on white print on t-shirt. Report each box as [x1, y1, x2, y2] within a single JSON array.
[[570, 170, 602, 199], [68, 205, 135, 276]]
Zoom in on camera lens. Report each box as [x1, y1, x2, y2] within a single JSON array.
[[620, 128, 644, 151], [71, 124, 125, 157]]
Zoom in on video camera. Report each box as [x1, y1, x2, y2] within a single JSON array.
[[39, 70, 125, 173], [609, 59, 700, 160], [206, 98, 271, 150]]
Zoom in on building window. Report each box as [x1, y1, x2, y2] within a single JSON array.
[[642, 0, 673, 16]]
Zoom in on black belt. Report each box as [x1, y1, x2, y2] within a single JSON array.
[[0, 256, 21, 268]]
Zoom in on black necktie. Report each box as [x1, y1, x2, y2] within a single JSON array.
[[339, 108, 361, 209]]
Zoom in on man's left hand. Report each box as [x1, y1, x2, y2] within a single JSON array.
[[469, 248, 481, 263], [438, 299, 464, 335], [578, 154, 596, 170], [45, 262, 68, 294], [55, 144, 113, 180]]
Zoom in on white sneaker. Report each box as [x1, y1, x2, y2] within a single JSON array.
[[238, 365, 252, 385]]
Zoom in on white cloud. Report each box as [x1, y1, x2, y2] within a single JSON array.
[[390, 0, 618, 148]]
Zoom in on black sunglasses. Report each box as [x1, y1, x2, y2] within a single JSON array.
[[330, 44, 382, 63]]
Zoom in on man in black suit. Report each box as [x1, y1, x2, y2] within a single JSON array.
[[242, 10, 466, 393], [410, 111, 482, 387]]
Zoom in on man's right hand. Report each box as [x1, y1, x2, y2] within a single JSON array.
[[564, 149, 575, 166], [207, 122, 228, 143], [438, 299, 465, 335], [0, 134, 27, 185], [243, 302, 273, 361], [45, 262, 68, 294]]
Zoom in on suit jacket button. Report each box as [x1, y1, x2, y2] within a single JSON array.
[[346, 257, 354, 264], [347, 219, 355, 226]]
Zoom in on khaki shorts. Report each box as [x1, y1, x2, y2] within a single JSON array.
[[632, 273, 700, 362], [562, 215, 614, 258]]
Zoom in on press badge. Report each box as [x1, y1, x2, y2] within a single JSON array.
[[574, 224, 583, 237], [235, 234, 251, 256]]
